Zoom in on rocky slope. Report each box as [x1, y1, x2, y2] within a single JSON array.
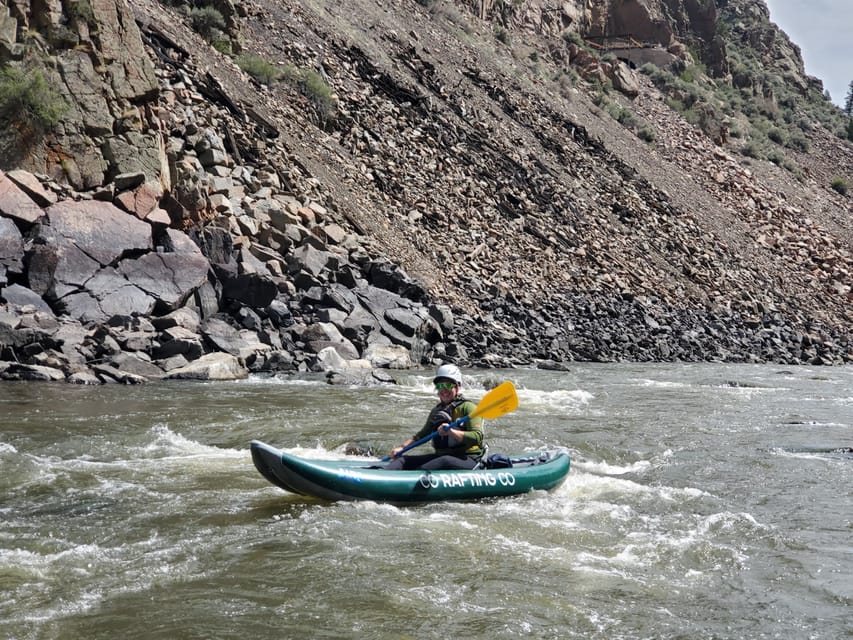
[[0, 0, 850, 383]]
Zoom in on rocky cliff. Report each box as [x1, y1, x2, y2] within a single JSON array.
[[0, 0, 850, 383]]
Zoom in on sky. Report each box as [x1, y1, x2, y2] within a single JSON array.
[[764, 0, 851, 107]]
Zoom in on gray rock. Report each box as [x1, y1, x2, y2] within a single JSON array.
[[92, 363, 147, 384], [310, 345, 371, 373], [157, 353, 190, 372], [164, 352, 248, 380], [384, 307, 427, 338], [68, 370, 101, 385], [302, 321, 360, 359], [220, 272, 277, 307], [27, 240, 100, 299], [61, 269, 156, 323], [153, 326, 204, 360], [1, 284, 53, 315], [6, 170, 57, 206], [0, 171, 45, 224], [44, 200, 152, 266], [0, 363, 65, 381], [151, 307, 201, 332], [107, 353, 166, 380], [287, 244, 335, 277], [200, 317, 269, 362], [118, 252, 210, 312], [0, 217, 24, 279], [363, 343, 413, 369]]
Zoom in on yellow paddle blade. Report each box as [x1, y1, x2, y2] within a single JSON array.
[[470, 381, 518, 420]]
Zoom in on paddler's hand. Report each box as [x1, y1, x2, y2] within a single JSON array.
[[390, 446, 404, 459], [437, 423, 461, 444]]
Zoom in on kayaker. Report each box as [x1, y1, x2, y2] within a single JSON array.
[[385, 364, 485, 470]]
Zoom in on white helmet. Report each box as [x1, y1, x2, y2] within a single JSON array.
[[433, 363, 463, 384]]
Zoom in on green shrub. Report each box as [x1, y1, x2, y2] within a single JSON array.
[[785, 132, 809, 152], [679, 63, 706, 84], [0, 66, 68, 134], [611, 106, 636, 128], [767, 127, 785, 145], [830, 178, 849, 195], [767, 150, 784, 166], [562, 31, 585, 47], [236, 54, 282, 85], [303, 70, 335, 114], [212, 39, 231, 54], [730, 63, 752, 89], [741, 141, 763, 159], [637, 126, 656, 142], [69, 0, 96, 28], [190, 6, 225, 41]]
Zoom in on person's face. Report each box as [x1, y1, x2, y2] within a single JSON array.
[[434, 380, 458, 402]]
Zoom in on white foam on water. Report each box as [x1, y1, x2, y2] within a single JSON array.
[[280, 443, 352, 459], [137, 423, 244, 458], [772, 448, 853, 461], [517, 386, 594, 412], [573, 458, 654, 476], [1, 527, 220, 629], [485, 532, 569, 563], [242, 375, 326, 387], [0, 441, 18, 454], [630, 377, 699, 389], [13, 425, 249, 485], [558, 469, 658, 499]]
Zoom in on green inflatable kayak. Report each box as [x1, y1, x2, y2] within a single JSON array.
[[250, 440, 570, 503]]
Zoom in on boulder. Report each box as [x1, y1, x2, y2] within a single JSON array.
[[164, 352, 248, 380], [151, 307, 202, 332], [68, 370, 102, 385], [27, 239, 101, 299], [152, 326, 204, 360], [44, 200, 152, 265], [0, 217, 24, 281], [0, 171, 44, 224], [363, 343, 414, 369], [310, 345, 372, 373], [288, 243, 336, 278], [108, 353, 166, 379], [220, 271, 278, 307], [4, 171, 55, 206], [92, 363, 148, 384], [118, 251, 210, 312], [1, 284, 53, 315], [302, 321, 360, 360], [384, 307, 428, 338], [0, 362, 66, 381], [60, 269, 156, 323]]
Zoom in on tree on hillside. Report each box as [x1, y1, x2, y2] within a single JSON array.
[[846, 81, 853, 142], [845, 80, 853, 118]]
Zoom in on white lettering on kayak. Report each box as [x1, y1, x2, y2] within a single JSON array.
[[337, 469, 364, 483], [335, 468, 518, 490], [435, 472, 515, 489], [419, 474, 440, 489]]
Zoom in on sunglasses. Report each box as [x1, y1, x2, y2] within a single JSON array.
[[434, 381, 457, 390]]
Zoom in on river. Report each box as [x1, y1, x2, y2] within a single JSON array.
[[1, 363, 851, 639]]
